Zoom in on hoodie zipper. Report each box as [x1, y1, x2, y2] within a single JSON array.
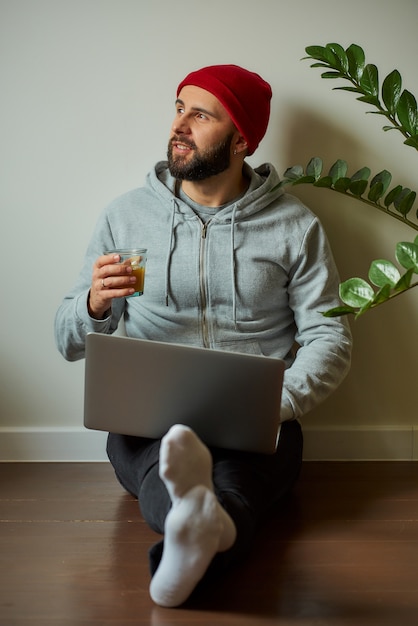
[[199, 219, 211, 348]]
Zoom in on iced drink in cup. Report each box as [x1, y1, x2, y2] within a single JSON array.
[[106, 248, 147, 297]]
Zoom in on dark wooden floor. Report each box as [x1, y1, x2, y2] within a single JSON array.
[[1, 461, 418, 625]]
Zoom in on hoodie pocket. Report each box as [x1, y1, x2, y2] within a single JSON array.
[[213, 338, 264, 356]]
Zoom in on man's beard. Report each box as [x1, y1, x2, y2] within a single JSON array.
[[167, 133, 234, 181]]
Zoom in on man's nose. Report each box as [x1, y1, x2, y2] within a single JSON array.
[[172, 117, 191, 135]]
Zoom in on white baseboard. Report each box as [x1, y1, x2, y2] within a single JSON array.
[[302, 426, 416, 461], [0, 427, 109, 462], [0, 426, 416, 462]]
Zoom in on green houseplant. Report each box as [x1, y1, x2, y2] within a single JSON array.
[[275, 43, 418, 318]]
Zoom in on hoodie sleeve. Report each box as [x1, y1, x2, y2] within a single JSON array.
[[280, 217, 352, 421], [54, 211, 125, 362]]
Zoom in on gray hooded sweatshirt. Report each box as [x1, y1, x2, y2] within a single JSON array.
[[55, 161, 352, 423]]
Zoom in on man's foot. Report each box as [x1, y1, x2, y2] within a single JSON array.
[[149, 425, 236, 607], [158, 424, 213, 500]]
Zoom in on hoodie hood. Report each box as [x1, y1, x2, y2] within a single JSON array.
[[147, 162, 285, 315], [151, 161, 284, 221]]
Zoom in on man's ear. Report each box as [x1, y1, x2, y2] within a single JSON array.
[[233, 132, 248, 155]]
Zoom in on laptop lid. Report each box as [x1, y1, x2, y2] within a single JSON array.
[[84, 333, 284, 454]]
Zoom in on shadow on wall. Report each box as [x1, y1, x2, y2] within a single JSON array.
[[274, 104, 417, 428]]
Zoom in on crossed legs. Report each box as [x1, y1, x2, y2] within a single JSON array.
[[107, 420, 303, 608]]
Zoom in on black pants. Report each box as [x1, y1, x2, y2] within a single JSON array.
[[107, 420, 303, 575]]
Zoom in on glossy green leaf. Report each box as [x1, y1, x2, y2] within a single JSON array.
[[359, 64, 379, 96], [368, 182, 384, 202], [306, 157, 323, 179], [384, 185, 403, 208], [329, 159, 348, 183], [339, 278, 374, 308], [321, 71, 343, 79], [394, 267, 414, 291], [401, 190, 416, 216], [397, 90, 418, 135], [310, 62, 333, 69], [396, 241, 418, 272], [394, 189, 415, 216], [349, 167, 371, 197], [314, 176, 333, 188], [371, 284, 391, 305], [283, 165, 303, 181], [382, 70, 402, 115], [335, 86, 363, 94], [351, 167, 371, 182], [292, 175, 316, 185], [368, 259, 400, 288], [349, 179, 368, 196], [304, 46, 327, 61], [326, 43, 349, 73], [305, 45, 337, 65], [322, 305, 356, 318], [346, 43, 365, 82], [333, 177, 351, 192], [370, 170, 392, 196]]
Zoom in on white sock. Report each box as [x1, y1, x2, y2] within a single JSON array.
[[158, 424, 214, 501], [149, 425, 236, 607]]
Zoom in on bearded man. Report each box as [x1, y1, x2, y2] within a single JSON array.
[[55, 64, 352, 607]]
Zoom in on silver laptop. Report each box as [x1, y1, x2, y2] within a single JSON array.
[[84, 332, 285, 454]]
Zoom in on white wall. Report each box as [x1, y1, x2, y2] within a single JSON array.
[[1, 0, 417, 460]]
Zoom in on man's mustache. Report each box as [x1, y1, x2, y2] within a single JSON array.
[[170, 135, 197, 150]]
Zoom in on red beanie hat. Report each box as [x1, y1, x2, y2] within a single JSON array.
[[177, 64, 272, 155]]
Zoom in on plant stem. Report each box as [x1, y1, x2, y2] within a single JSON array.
[[330, 188, 418, 231], [367, 281, 418, 313], [337, 73, 413, 144]]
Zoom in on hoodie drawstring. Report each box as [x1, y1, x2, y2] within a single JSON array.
[[165, 199, 177, 306], [230, 204, 238, 328]]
